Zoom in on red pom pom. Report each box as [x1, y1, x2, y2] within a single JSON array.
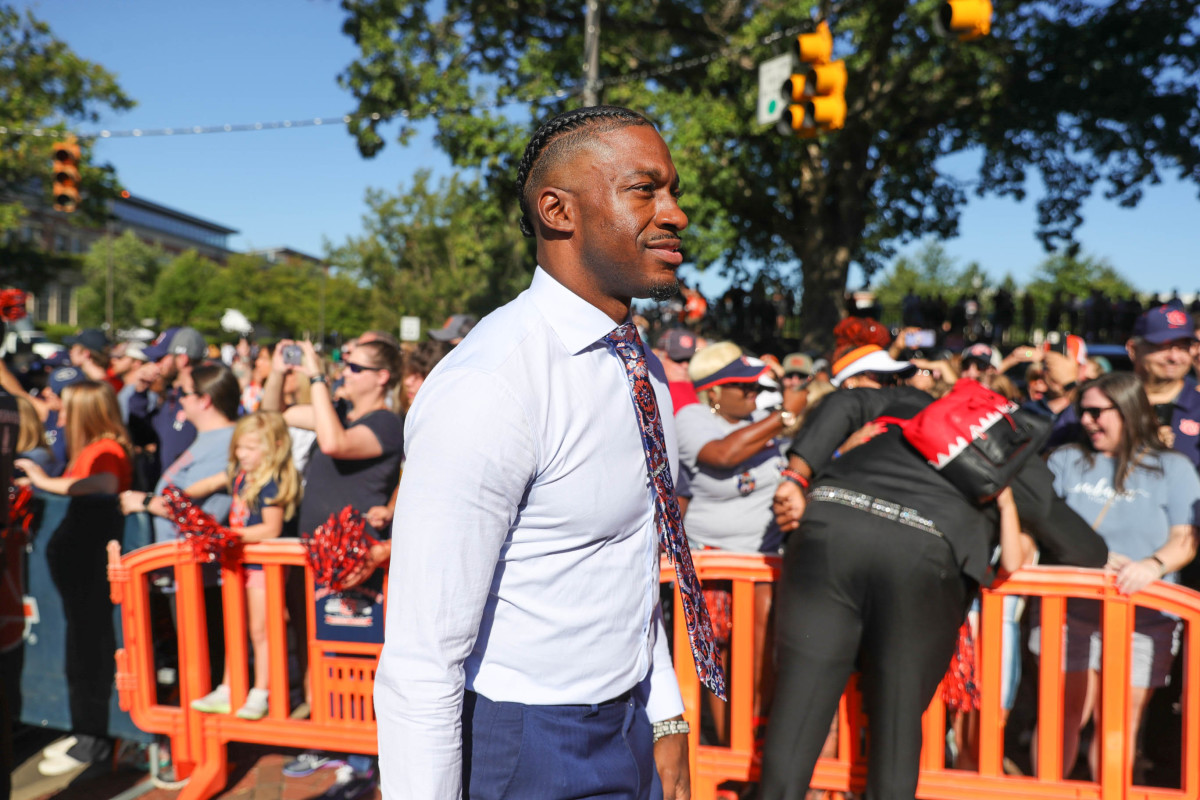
[[5, 484, 34, 545], [941, 618, 980, 712], [160, 485, 241, 564], [0, 289, 28, 323], [301, 505, 380, 592]]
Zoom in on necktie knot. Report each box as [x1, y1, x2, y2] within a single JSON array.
[[603, 322, 640, 349]]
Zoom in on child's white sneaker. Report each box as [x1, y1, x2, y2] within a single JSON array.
[[236, 688, 269, 720], [191, 684, 231, 714]]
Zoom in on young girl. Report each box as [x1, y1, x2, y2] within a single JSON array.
[[189, 411, 301, 720]]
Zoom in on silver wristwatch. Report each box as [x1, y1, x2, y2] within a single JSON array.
[[652, 717, 690, 742]]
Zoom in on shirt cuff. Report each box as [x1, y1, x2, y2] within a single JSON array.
[[641, 606, 685, 722]]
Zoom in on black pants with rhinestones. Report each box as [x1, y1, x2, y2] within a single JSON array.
[[759, 503, 972, 800]]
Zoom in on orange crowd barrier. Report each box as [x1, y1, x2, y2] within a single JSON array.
[[108, 542, 1200, 800]]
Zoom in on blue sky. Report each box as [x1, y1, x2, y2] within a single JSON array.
[[21, 0, 1200, 300]]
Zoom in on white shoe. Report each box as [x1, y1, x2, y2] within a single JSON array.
[[38, 751, 87, 777], [191, 684, 231, 714], [42, 735, 78, 759], [236, 688, 269, 720]]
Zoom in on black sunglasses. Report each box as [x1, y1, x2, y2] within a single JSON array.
[[1080, 405, 1117, 420], [344, 362, 384, 373]]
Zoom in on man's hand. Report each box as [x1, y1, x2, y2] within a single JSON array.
[[653, 726, 690, 800], [773, 480, 806, 532], [654, 349, 690, 384]]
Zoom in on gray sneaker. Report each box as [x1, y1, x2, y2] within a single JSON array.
[[282, 751, 345, 778]]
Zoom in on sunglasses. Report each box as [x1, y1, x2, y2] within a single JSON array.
[[344, 362, 384, 373], [733, 383, 769, 393], [1080, 405, 1117, 421]]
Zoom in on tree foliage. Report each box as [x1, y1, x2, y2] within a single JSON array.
[[0, 4, 133, 278], [77, 230, 165, 328], [337, 0, 1200, 347], [326, 169, 531, 333]]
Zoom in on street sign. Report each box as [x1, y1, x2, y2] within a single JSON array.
[[757, 52, 797, 126], [400, 316, 421, 342]]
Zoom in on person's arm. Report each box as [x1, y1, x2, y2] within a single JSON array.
[[695, 412, 796, 469], [260, 343, 291, 413], [0, 359, 32, 402], [1114, 523, 1196, 595], [644, 604, 689, 800], [16, 458, 118, 495], [297, 340, 384, 459], [1012, 455, 1108, 567], [995, 487, 1027, 573], [374, 368, 535, 800], [184, 472, 228, 500], [232, 505, 286, 543]]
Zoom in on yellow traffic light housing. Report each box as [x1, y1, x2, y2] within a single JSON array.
[[51, 140, 81, 213], [802, 61, 848, 131], [938, 0, 992, 41], [794, 21, 832, 65]]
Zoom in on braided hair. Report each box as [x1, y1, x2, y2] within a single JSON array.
[[515, 105, 652, 238]]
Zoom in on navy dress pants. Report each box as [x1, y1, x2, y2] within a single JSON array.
[[462, 689, 659, 800], [759, 506, 971, 800]]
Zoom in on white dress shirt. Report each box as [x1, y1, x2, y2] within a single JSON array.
[[375, 267, 685, 799]]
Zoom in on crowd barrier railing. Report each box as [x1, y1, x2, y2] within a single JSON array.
[[107, 543, 1200, 800], [676, 552, 1200, 800]]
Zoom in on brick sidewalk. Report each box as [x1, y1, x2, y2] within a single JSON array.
[[17, 743, 381, 800]]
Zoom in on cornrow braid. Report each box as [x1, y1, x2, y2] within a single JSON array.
[[515, 105, 652, 238]]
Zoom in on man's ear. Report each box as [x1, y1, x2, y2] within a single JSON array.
[[536, 186, 576, 235]]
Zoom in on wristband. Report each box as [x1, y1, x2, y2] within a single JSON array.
[[780, 468, 810, 490], [309, 374, 327, 385], [143, 493, 154, 510], [1150, 554, 1166, 575], [652, 718, 690, 742]]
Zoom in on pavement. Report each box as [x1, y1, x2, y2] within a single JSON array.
[[12, 728, 381, 800]]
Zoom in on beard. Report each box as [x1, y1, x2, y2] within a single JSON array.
[[646, 277, 679, 302]]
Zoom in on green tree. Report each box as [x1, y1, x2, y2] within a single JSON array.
[[1024, 252, 1136, 312], [77, 230, 165, 328], [337, 0, 1200, 348], [0, 4, 133, 288], [326, 169, 531, 333], [144, 251, 225, 331], [872, 241, 965, 311]]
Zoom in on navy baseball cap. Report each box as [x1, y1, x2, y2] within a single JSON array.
[[64, 327, 110, 353], [692, 355, 772, 392], [1133, 305, 1194, 344], [657, 329, 699, 362], [48, 366, 87, 395], [143, 327, 181, 361]]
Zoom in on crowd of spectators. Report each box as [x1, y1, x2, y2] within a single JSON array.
[[648, 296, 1200, 789], [8, 287, 1200, 794], [2, 317, 464, 798]]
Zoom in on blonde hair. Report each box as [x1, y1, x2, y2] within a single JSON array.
[[61, 381, 130, 465], [228, 411, 302, 521], [16, 395, 49, 454]]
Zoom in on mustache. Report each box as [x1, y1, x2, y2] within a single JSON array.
[[645, 234, 683, 247]]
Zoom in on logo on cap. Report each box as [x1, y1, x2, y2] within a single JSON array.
[[1167, 310, 1188, 327]]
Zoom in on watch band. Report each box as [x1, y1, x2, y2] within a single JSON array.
[[652, 718, 690, 742], [309, 374, 328, 385], [143, 493, 154, 510]]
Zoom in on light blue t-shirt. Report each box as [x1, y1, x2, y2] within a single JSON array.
[[152, 425, 235, 543], [1048, 445, 1200, 585]]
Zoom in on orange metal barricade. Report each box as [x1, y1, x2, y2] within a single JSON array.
[[108, 542, 1200, 800], [676, 552, 1200, 800]]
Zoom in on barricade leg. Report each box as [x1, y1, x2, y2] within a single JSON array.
[[177, 722, 228, 800]]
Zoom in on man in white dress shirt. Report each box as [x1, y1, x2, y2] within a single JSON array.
[[375, 106, 693, 799]]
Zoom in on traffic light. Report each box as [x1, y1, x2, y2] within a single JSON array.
[[778, 22, 847, 134], [51, 139, 81, 213], [937, 0, 992, 41]]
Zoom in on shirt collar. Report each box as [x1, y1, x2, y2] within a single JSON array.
[[528, 266, 630, 355]]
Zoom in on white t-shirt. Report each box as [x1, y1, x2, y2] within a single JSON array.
[[675, 403, 786, 553]]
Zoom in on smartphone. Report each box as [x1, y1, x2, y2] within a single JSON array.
[[282, 344, 303, 366], [1044, 332, 1069, 356], [905, 329, 936, 348]]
